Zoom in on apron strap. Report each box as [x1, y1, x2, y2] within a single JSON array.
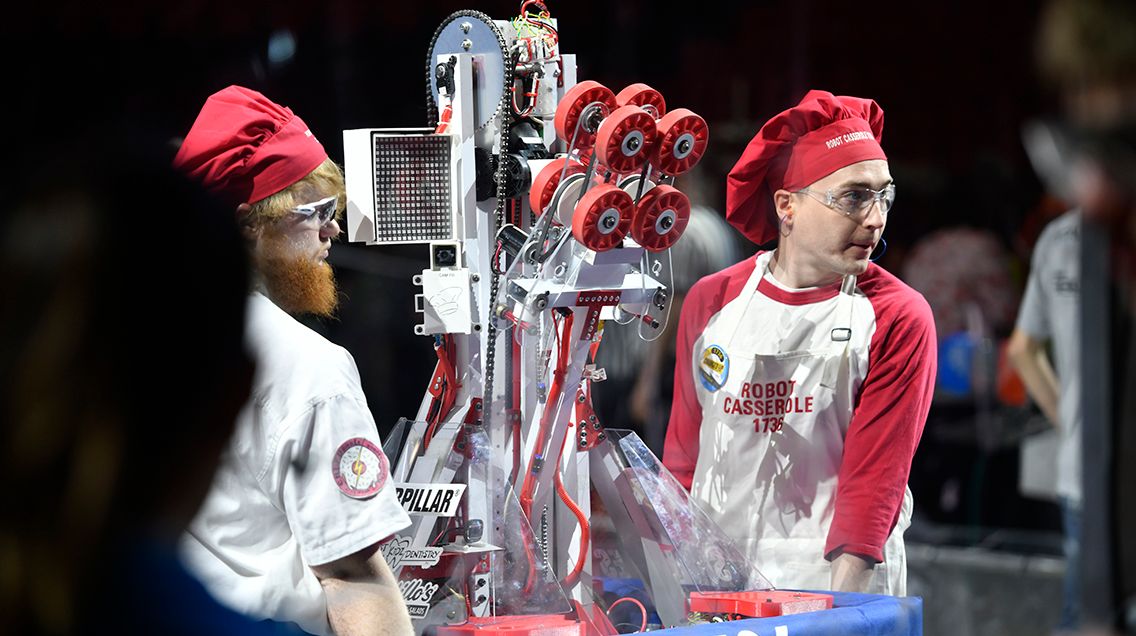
[[724, 253, 773, 348]]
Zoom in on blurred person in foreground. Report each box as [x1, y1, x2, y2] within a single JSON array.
[[172, 85, 412, 636], [663, 90, 936, 594], [0, 145, 278, 634], [1033, 0, 1136, 632]]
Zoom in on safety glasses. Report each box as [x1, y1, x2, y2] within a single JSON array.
[[797, 183, 896, 220], [291, 194, 340, 225]]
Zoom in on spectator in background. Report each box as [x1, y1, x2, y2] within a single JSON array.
[[172, 85, 413, 636], [1033, 0, 1136, 630], [902, 228, 1019, 343], [1008, 208, 1081, 634], [0, 142, 285, 635], [902, 227, 1020, 415]]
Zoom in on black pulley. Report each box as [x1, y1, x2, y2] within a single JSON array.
[[476, 151, 531, 201]]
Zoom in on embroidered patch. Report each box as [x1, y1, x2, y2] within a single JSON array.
[[698, 344, 729, 392], [332, 437, 388, 499]]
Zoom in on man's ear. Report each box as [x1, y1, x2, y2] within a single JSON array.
[[235, 203, 257, 241], [773, 189, 794, 227]]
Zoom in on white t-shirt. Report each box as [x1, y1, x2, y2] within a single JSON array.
[[180, 292, 411, 635], [1016, 210, 1082, 504]]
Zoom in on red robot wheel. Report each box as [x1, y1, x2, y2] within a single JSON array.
[[615, 83, 666, 119], [571, 184, 633, 252], [652, 108, 709, 176], [594, 105, 659, 175], [553, 80, 617, 150], [630, 185, 690, 251], [530, 158, 585, 215]]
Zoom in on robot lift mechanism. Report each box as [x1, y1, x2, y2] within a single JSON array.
[[343, 3, 831, 633]]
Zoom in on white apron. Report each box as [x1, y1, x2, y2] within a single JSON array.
[[689, 256, 911, 595]]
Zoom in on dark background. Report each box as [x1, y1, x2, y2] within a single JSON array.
[[9, 0, 1062, 544]]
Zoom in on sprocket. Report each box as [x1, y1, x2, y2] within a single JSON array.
[[425, 10, 510, 131]]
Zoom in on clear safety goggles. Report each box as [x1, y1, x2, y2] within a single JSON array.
[[797, 183, 896, 220], [291, 194, 340, 225]]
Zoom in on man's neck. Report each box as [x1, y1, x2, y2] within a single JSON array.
[[768, 247, 842, 289]]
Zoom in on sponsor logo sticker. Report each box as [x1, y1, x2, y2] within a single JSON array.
[[332, 437, 388, 499], [699, 344, 729, 392]]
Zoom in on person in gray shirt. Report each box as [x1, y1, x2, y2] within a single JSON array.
[[1008, 209, 1081, 633]]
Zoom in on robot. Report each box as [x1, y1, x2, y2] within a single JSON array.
[[344, 3, 824, 633]]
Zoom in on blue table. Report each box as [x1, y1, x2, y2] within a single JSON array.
[[651, 592, 923, 636]]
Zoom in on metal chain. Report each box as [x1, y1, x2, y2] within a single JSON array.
[[483, 44, 517, 425], [425, 11, 514, 423], [424, 9, 510, 132]]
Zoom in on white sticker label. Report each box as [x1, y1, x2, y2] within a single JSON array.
[[400, 578, 440, 620], [395, 483, 466, 516], [380, 535, 444, 571]]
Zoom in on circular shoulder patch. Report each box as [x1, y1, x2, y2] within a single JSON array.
[[332, 437, 389, 499], [698, 344, 729, 392]]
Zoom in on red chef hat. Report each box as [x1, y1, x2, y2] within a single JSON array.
[[726, 90, 886, 245], [172, 85, 329, 206]]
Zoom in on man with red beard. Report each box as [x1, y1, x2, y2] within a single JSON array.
[[663, 90, 936, 595], [172, 86, 412, 636]]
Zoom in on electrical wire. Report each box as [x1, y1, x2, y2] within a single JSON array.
[[519, 311, 573, 593], [607, 597, 648, 633], [554, 404, 589, 589]]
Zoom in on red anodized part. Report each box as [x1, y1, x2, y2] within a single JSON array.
[[652, 108, 709, 175], [594, 105, 659, 175], [615, 82, 667, 119], [554, 80, 617, 150], [529, 157, 585, 214], [688, 590, 834, 618], [435, 614, 586, 636], [630, 184, 690, 252], [571, 184, 633, 252]]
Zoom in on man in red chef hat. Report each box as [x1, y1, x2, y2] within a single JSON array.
[[663, 90, 936, 595], [173, 85, 413, 635]]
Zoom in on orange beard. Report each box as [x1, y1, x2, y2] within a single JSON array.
[[256, 235, 339, 317]]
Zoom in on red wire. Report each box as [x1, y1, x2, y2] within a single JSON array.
[[519, 311, 573, 593], [435, 102, 453, 134], [607, 597, 648, 633], [492, 242, 504, 274], [553, 333, 605, 589], [519, 0, 545, 17], [554, 419, 590, 589]]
